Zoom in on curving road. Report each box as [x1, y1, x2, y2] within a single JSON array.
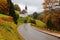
[[18, 23, 60, 40]]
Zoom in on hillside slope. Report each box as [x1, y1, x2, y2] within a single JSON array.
[[0, 14, 24, 40]]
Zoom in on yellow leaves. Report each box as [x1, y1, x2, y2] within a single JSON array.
[[0, 14, 23, 40], [44, 10, 49, 13], [43, 6, 49, 9], [43, 0, 60, 31], [0, 18, 22, 40], [0, 17, 13, 22], [0, 0, 7, 4], [43, 0, 51, 5], [43, 0, 59, 12]]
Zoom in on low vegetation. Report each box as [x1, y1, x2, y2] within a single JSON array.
[[35, 20, 46, 28], [0, 0, 24, 40], [0, 14, 24, 40], [0, 14, 13, 22], [30, 19, 46, 28], [17, 17, 25, 26]]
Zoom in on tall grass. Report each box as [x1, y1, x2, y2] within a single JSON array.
[[0, 14, 23, 40]]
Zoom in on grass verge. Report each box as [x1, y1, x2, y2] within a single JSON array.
[[0, 14, 24, 40]]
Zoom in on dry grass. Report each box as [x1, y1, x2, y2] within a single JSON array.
[[0, 14, 24, 40]]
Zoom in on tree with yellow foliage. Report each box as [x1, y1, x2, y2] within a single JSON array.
[[43, 0, 59, 13], [43, 0, 60, 31], [0, 0, 19, 24]]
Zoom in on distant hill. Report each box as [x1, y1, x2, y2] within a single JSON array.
[[38, 12, 44, 15]]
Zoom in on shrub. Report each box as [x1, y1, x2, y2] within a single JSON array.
[[30, 19, 36, 24], [46, 19, 53, 30]]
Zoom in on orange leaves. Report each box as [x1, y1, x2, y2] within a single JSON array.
[[0, 16, 13, 22], [0, 17, 13, 22], [0, 0, 9, 14], [43, 0, 50, 4], [42, 0, 60, 30], [44, 9, 48, 11], [43, 5, 49, 9], [43, 0, 50, 13]]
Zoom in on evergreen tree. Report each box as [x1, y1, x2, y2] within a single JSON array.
[[46, 19, 53, 30], [7, 0, 18, 24]]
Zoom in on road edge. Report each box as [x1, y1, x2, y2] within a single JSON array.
[[32, 26, 60, 39]]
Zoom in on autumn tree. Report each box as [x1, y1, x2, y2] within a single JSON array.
[[14, 4, 21, 11], [0, 0, 9, 14], [14, 4, 21, 15], [43, 0, 60, 31], [0, 0, 19, 24], [43, 0, 59, 13]]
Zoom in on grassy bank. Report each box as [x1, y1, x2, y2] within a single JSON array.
[[31, 19, 60, 34], [35, 20, 46, 28], [18, 17, 25, 26], [0, 14, 24, 40]]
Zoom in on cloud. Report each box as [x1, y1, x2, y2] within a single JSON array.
[[18, 4, 38, 14], [12, 0, 43, 7], [12, 0, 44, 14]]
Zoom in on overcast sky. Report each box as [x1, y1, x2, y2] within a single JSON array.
[[12, 0, 43, 14]]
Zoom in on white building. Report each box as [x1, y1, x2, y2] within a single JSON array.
[[19, 6, 28, 17]]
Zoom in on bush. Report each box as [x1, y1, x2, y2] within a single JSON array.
[[46, 19, 53, 30], [30, 19, 36, 24]]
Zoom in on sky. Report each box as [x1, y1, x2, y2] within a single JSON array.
[[12, 0, 44, 14]]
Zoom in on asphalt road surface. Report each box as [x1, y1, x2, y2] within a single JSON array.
[[18, 23, 60, 40]]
